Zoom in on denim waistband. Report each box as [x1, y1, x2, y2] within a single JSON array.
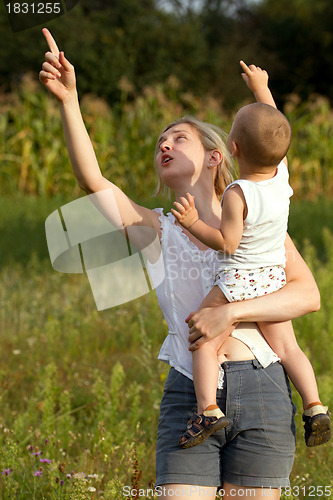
[[221, 358, 279, 371]]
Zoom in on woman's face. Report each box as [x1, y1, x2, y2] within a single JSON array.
[[155, 123, 209, 190]]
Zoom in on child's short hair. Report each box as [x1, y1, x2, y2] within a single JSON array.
[[231, 103, 291, 167]]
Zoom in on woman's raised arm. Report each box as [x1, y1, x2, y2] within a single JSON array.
[[39, 29, 160, 232], [187, 233, 320, 349]]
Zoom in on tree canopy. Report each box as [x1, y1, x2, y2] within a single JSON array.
[[1, 0, 332, 109]]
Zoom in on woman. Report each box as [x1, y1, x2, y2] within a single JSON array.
[[39, 29, 320, 499]]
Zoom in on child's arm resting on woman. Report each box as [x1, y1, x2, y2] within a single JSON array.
[[171, 189, 245, 253], [39, 29, 159, 232], [187, 233, 320, 350]]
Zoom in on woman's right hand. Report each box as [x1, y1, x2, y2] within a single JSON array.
[[186, 306, 238, 351], [39, 28, 76, 102]]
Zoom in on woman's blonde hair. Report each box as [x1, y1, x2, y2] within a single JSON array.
[[154, 116, 236, 200]]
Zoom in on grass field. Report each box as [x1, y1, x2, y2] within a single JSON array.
[[0, 195, 332, 499], [2, 75, 333, 201], [1, 75, 333, 498]]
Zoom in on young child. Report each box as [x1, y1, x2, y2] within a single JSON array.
[[172, 61, 331, 449]]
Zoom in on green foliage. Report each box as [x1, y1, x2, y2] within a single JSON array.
[[0, 1, 332, 496], [252, 0, 333, 104], [0, 0, 224, 104], [1, 0, 333, 110], [1, 53, 333, 495], [289, 198, 333, 260], [0, 196, 332, 496], [0, 74, 230, 200], [285, 95, 333, 198], [2, 78, 333, 202]]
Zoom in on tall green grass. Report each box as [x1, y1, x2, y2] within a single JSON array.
[[1, 74, 333, 200], [1, 76, 333, 497], [0, 197, 332, 498]]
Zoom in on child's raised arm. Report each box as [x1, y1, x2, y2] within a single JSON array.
[[39, 29, 160, 232], [240, 60, 277, 109], [240, 60, 288, 166]]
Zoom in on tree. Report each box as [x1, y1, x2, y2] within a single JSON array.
[[248, 0, 333, 103], [1, 0, 333, 109]]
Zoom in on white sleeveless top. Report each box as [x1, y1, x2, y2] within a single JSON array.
[[149, 209, 279, 387], [217, 161, 293, 269]]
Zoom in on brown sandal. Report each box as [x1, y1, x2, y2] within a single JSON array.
[[179, 412, 229, 449], [303, 409, 331, 447]]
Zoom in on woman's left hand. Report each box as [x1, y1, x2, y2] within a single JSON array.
[[185, 306, 237, 351]]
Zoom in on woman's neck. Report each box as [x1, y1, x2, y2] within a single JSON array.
[[174, 185, 221, 226]]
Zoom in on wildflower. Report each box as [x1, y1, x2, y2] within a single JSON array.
[[2, 469, 11, 476], [32, 451, 42, 456], [88, 487, 96, 492], [33, 470, 43, 477], [73, 472, 87, 480], [58, 463, 66, 474], [60, 480, 64, 486], [40, 458, 52, 464], [27, 336, 37, 347], [88, 474, 99, 479], [45, 438, 49, 445]]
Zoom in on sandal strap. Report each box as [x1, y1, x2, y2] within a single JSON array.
[[186, 413, 202, 430]]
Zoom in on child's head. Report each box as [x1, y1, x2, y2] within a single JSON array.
[[228, 103, 291, 168], [154, 116, 236, 199]]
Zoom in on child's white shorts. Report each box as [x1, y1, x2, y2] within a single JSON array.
[[215, 265, 286, 302]]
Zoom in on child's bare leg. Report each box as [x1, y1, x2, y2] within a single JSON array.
[[259, 320, 331, 447], [179, 286, 230, 448], [258, 320, 320, 408], [192, 335, 224, 414], [179, 331, 229, 448], [193, 286, 234, 413]]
